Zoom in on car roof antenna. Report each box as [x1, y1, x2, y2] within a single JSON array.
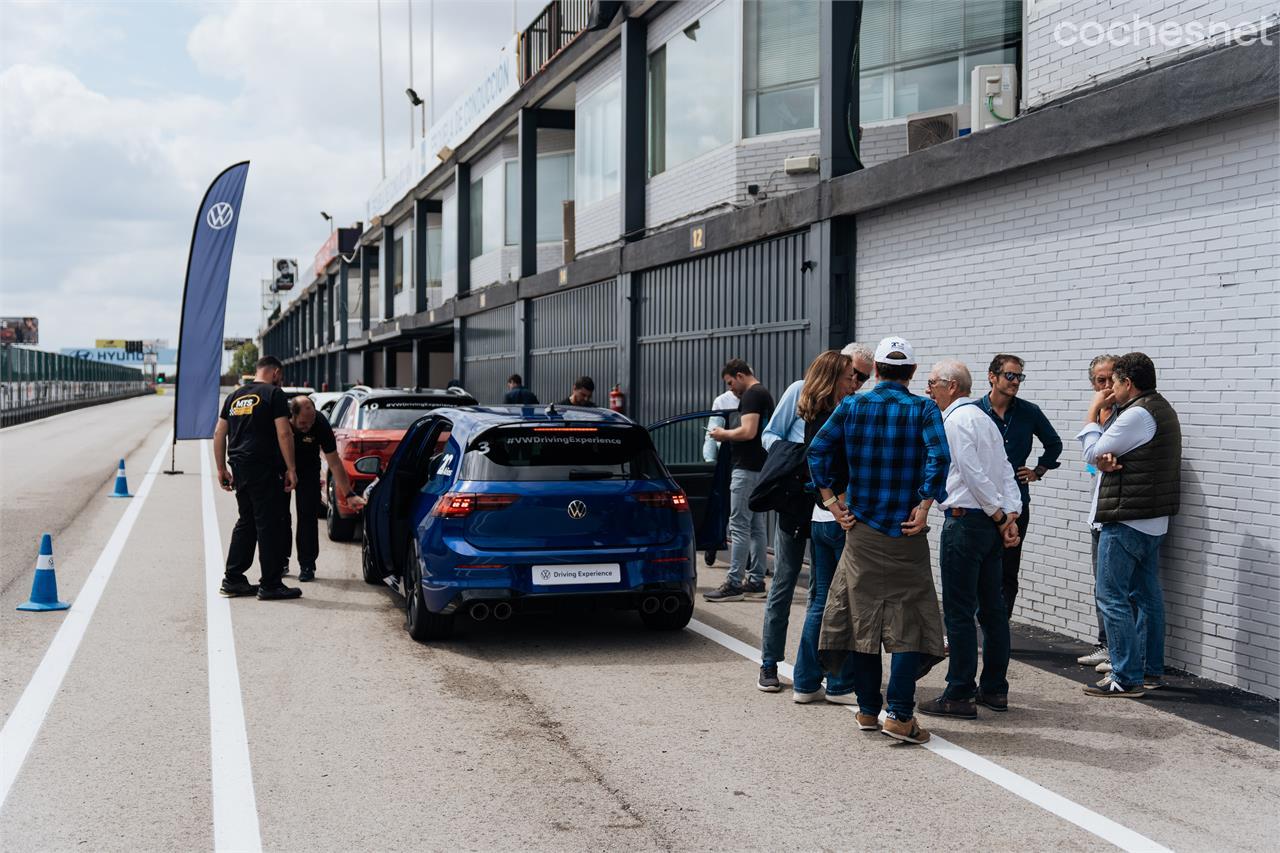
[[545, 403, 558, 416]]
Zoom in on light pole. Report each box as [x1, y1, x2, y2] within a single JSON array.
[[321, 211, 334, 234]]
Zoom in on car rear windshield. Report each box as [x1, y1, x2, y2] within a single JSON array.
[[461, 425, 667, 481], [359, 398, 452, 430]]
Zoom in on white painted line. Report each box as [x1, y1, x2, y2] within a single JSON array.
[[0, 432, 171, 810], [687, 618, 1172, 853], [200, 442, 262, 853]]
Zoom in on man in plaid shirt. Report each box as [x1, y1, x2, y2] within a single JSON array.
[[808, 336, 950, 745]]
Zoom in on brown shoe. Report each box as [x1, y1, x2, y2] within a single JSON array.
[[855, 713, 881, 731], [918, 695, 977, 719], [881, 716, 931, 744], [976, 692, 1008, 712]]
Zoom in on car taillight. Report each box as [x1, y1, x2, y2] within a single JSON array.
[[633, 490, 689, 511], [431, 493, 520, 517], [343, 439, 393, 460]]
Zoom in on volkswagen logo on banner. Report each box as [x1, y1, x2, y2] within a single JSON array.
[[567, 500, 587, 520], [206, 202, 235, 230]]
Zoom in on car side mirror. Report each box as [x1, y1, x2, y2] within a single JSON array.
[[354, 456, 382, 476]]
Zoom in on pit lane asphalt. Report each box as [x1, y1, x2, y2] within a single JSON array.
[[1, 396, 1276, 851]]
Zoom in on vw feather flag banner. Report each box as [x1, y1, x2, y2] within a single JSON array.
[[175, 161, 250, 440]]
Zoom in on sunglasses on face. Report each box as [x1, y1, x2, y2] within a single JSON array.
[[1001, 371, 1025, 383], [853, 368, 870, 383]]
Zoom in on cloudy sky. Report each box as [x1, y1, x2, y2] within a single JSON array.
[[0, 0, 545, 351]]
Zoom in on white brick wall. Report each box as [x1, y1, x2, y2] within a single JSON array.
[[855, 107, 1279, 697], [575, 193, 621, 255], [1024, 0, 1278, 108], [861, 122, 909, 168], [646, 143, 739, 229], [732, 130, 821, 204]]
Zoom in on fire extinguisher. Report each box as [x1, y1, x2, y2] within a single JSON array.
[[608, 383, 625, 414]]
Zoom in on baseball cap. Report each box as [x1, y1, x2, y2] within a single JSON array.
[[874, 336, 916, 365]]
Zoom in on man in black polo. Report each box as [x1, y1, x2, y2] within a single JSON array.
[[285, 395, 365, 582], [214, 355, 301, 600], [977, 354, 1063, 617]]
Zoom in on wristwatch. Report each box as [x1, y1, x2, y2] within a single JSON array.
[[821, 495, 840, 508], [1033, 465, 1047, 478], [992, 511, 1007, 525]]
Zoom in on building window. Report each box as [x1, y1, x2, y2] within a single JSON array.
[[392, 236, 404, 293], [441, 193, 456, 274], [859, 0, 1021, 122], [576, 78, 620, 206], [426, 212, 442, 290], [469, 176, 484, 260], [647, 1, 734, 177], [743, 0, 819, 137], [504, 154, 575, 246]]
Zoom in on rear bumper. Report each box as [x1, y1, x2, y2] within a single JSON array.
[[420, 549, 696, 615]]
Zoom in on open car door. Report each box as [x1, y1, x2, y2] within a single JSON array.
[[645, 410, 736, 555], [367, 415, 449, 579]]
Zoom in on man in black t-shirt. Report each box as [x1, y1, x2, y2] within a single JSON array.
[[504, 374, 540, 405], [557, 376, 596, 407], [284, 395, 365, 581], [214, 355, 301, 600], [705, 358, 775, 601]]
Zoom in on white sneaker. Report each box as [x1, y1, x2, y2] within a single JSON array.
[[824, 692, 858, 706], [793, 687, 825, 704], [1095, 660, 1113, 673], [1077, 644, 1109, 666]]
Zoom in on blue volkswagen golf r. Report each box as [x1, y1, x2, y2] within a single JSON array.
[[357, 406, 708, 641]]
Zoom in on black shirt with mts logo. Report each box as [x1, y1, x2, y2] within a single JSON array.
[[220, 383, 290, 471], [292, 413, 337, 476]]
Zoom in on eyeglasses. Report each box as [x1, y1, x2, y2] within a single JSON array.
[[1001, 371, 1025, 383], [925, 378, 953, 388], [853, 368, 870, 383]]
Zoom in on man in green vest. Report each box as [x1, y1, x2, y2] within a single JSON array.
[[1076, 352, 1181, 698]]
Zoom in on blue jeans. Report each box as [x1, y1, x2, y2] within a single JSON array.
[[850, 650, 922, 720], [760, 521, 809, 668], [939, 514, 1009, 700], [1097, 523, 1166, 687], [793, 521, 858, 694], [726, 468, 767, 587]]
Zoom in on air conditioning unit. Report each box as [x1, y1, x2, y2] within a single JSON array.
[[970, 63, 1019, 132], [906, 106, 969, 153]]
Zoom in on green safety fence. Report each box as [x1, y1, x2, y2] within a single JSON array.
[[0, 344, 150, 427]]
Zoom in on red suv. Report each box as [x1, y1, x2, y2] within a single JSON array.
[[325, 386, 477, 540]]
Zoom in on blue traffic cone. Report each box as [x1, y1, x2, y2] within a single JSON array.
[[17, 534, 70, 612], [109, 458, 132, 498]]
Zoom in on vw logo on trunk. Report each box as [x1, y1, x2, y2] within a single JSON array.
[[567, 500, 587, 520]]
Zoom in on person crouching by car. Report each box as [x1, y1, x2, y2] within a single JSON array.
[[285, 395, 364, 582]]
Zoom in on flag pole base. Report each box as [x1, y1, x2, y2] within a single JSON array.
[[162, 441, 184, 475]]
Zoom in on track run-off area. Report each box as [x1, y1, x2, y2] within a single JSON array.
[[1, 395, 1276, 852]]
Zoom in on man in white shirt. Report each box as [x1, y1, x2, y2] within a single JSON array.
[[920, 360, 1023, 718], [1076, 352, 1181, 698]]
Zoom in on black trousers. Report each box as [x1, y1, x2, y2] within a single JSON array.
[[1001, 508, 1031, 619], [224, 463, 289, 590], [284, 477, 322, 570]]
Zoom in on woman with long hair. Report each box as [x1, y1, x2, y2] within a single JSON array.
[[791, 348, 870, 700], [757, 345, 873, 697]]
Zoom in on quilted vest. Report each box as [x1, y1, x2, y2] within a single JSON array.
[[1095, 391, 1181, 524]]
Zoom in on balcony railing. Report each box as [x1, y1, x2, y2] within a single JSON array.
[[518, 0, 592, 85]]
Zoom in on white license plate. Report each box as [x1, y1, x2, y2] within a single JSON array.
[[531, 564, 621, 586]]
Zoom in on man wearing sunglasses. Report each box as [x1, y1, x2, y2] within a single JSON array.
[[978, 354, 1063, 618]]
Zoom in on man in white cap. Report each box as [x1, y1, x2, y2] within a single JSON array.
[[808, 336, 950, 745]]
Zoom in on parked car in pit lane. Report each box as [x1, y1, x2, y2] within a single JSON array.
[[324, 386, 477, 541], [356, 405, 734, 641]]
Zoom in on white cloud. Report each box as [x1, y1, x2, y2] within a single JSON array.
[[0, 0, 542, 351]]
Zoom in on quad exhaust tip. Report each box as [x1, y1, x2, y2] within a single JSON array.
[[470, 601, 491, 621], [640, 596, 660, 614], [493, 601, 513, 621], [661, 595, 681, 614]]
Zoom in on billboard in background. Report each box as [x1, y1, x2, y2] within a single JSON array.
[[272, 258, 297, 292], [62, 347, 179, 365], [0, 317, 39, 344]]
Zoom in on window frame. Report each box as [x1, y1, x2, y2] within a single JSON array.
[[742, 0, 820, 138]]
